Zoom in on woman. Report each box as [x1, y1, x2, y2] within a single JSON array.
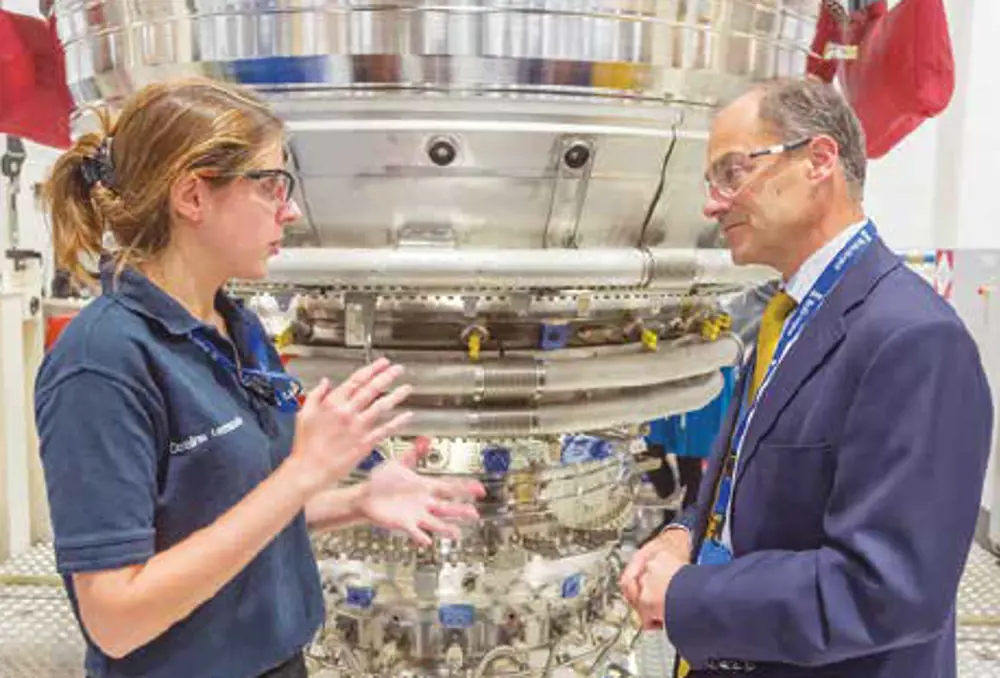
[[35, 77, 484, 678]]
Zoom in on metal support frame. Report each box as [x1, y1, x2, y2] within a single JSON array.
[[0, 135, 48, 561]]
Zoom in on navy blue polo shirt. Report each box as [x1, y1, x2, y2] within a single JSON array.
[[34, 266, 323, 678]]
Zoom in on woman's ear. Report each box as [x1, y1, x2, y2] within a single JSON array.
[[170, 174, 206, 225]]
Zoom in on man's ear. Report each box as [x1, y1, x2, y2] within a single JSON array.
[[170, 173, 205, 225], [807, 135, 840, 183]]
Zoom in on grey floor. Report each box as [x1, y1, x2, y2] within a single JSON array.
[[2, 542, 1000, 678]]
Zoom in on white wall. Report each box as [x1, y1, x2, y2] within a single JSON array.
[[865, 121, 939, 252], [862, 0, 1000, 254]]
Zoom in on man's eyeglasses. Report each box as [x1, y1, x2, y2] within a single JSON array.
[[704, 137, 813, 201]]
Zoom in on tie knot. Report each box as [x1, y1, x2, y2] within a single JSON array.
[[764, 291, 797, 322]]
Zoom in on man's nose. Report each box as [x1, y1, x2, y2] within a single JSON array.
[[702, 188, 732, 222]]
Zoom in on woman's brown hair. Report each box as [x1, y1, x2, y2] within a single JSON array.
[[41, 77, 285, 285]]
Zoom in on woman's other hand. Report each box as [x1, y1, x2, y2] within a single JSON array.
[[357, 437, 486, 547]]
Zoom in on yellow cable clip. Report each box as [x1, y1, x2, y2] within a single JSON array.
[[701, 319, 721, 342], [461, 324, 489, 362], [640, 328, 658, 352], [700, 312, 732, 341], [468, 332, 482, 361], [273, 325, 295, 351]]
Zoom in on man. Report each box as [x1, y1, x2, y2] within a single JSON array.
[[620, 78, 993, 678]]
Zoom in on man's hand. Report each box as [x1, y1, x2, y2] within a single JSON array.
[[620, 526, 692, 607], [637, 551, 686, 629]]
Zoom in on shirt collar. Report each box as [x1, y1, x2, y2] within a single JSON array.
[[100, 260, 246, 338], [784, 219, 869, 304]]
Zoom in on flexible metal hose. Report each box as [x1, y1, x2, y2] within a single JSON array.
[[398, 371, 723, 436], [286, 337, 739, 401]]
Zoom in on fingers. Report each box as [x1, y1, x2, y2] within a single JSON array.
[[403, 524, 434, 548], [428, 499, 480, 522], [620, 550, 650, 601], [399, 437, 431, 468], [349, 363, 406, 411], [637, 573, 666, 630], [417, 513, 463, 541], [401, 511, 463, 548], [431, 478, 487, 502], [360, 411, 414, 449], [621, 541, 667, 606], [328, 357, 392, 402], [355, 384, 414, 428], [302, 378, 332, 413], [621, 576, 640, 608]]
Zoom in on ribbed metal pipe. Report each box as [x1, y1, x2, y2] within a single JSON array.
[[264, 248, 775, 289], [284, 336, 740, 400], [399, 372, 723, 436]]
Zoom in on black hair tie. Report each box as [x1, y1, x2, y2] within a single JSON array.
[[80, 138, 117, 192]]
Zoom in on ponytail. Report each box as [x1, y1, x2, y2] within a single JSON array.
[[40, 107, 116, 287]]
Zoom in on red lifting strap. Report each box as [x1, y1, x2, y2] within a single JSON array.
[[0, 9, 73, 149], [807, 0, 956, 159]]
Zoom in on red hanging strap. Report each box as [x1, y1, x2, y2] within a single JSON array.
[[807, 0, 956, 159], [0, 10, 73, 149], [839, 0, 955, 159]]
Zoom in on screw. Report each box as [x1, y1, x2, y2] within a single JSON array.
[[427, 138, 458, 167], [563, 142, 592, 169]]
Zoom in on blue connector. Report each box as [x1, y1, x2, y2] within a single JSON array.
[[345, 586, 376, 609], [482, 445, 512, 475], [439, 604, 476, 629], [561, 573, 583, 599], [560, 435, 612, 465], [540, 323, 572, 350], [357, 450, 384, 472]]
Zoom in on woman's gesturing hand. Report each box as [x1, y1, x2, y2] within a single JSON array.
[[288, 358, 413, 497], [358, 437, 487, 547]]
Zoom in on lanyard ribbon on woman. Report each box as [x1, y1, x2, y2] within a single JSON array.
[[697, 220, 877, 566], [188, 325, 303, 414]]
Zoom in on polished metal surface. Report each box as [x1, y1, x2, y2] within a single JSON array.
[[55, 0, 819, 105], [53, 0, 820, 253]]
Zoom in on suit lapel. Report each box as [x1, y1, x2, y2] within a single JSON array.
[[733, 238, 902, 486], [733, 317, 846, 485]]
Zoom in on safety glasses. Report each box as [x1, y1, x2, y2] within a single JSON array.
[[704, 137, 813, 201]]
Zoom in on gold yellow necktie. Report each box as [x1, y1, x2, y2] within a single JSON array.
[[747, 291, 797, 403]]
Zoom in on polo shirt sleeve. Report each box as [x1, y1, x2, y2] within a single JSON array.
[[35, 368, 160, 573]]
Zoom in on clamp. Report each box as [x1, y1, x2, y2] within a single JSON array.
[[701, 312, 733, 341], [625, 317, 660, 352], [461, 323, 489, 362]]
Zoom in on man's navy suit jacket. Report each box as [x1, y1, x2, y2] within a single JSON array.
[[667, 237, 994, 678]]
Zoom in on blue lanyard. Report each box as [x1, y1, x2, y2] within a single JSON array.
[[700, 221, 876, 557], [188, 325, 303, 414], [729, 220, 875, 461]]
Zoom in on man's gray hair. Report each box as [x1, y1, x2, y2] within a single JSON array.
[[753, 78, 867, 199]]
